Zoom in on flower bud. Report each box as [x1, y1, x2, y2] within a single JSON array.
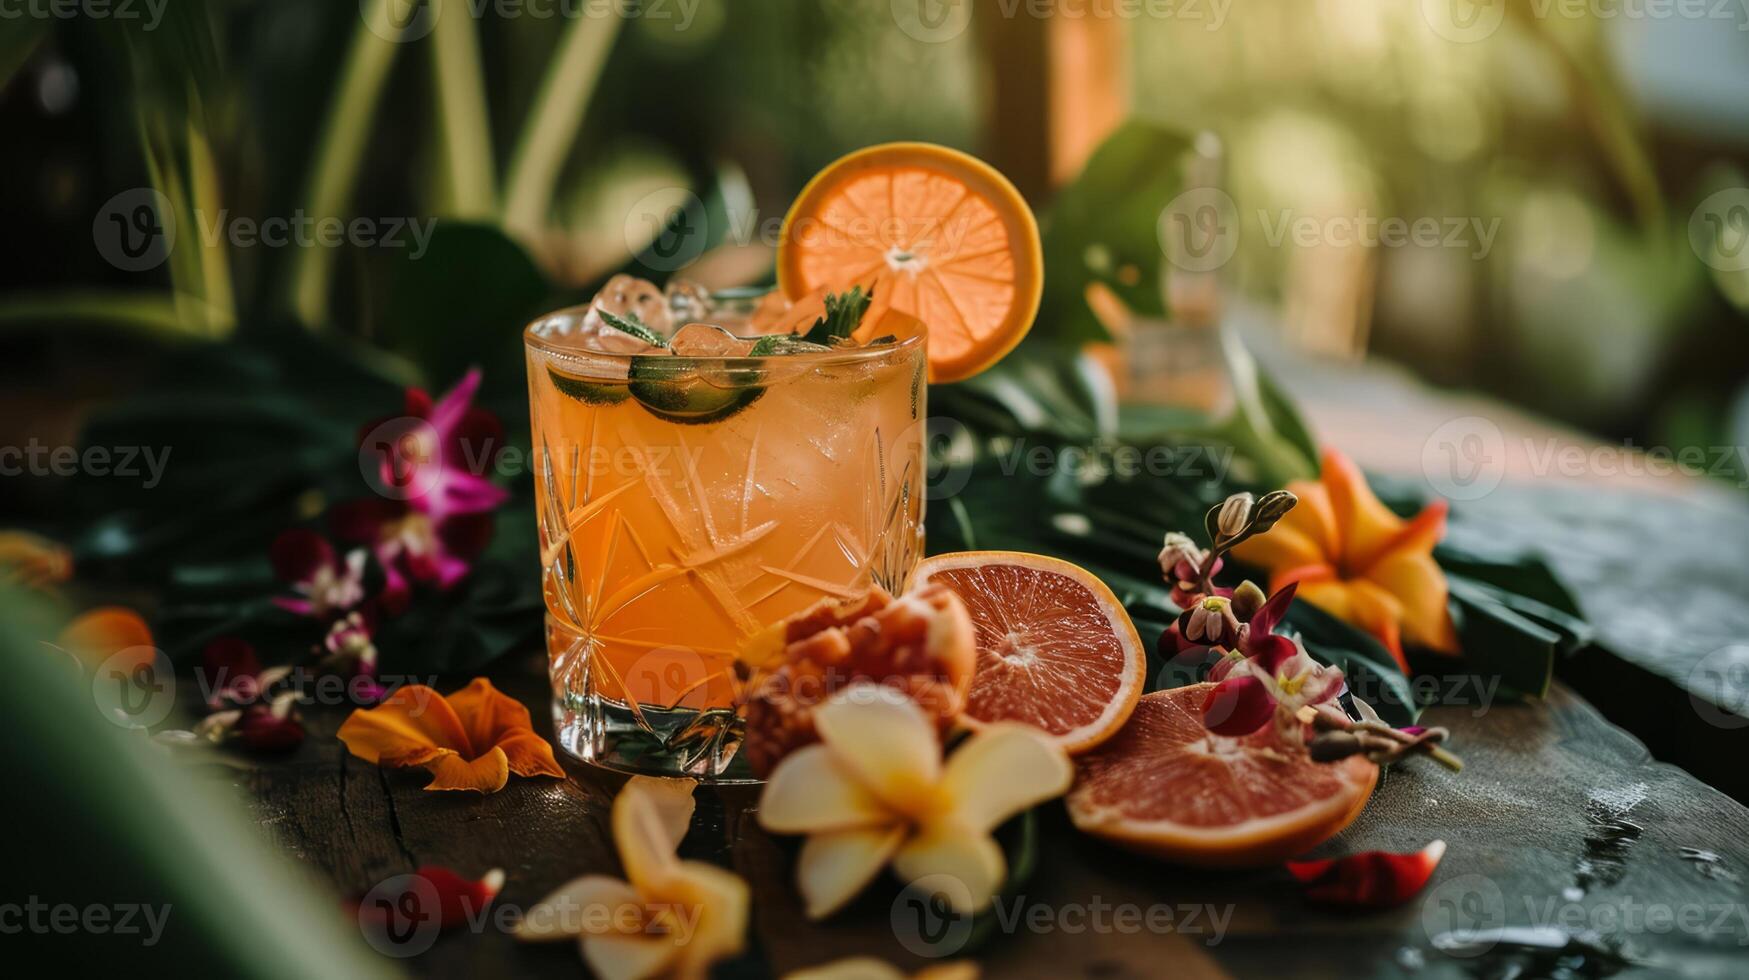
[[1157, 532, 1206, 579], [1217, 493, 1255, 539]]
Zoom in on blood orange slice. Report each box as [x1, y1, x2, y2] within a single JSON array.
[[776, 142, 1043, 383], [912, 551, 1145, 754], [1067, 685, 1378, 867]]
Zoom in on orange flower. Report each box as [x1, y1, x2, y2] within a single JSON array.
[[338, 678, 566, 792], [56, 606, 157, 672], [1230, 450, 1458, 670], [0, 530, 72, 591]]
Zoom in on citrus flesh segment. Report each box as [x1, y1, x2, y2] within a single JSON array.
[[776, 142, 1043, 383], [1067, 685, 1378, 867], [912, 552, 1145, 754]]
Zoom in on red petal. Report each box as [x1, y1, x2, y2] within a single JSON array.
[[235, 707, 306, 753], [413, 866, 501, 929], [1201, 676, 1275, 735], [202, 635, 261, 688], [349, 866, 499, 933], [404, 387, 434, 419], [1244, 632, 1300, 673], [1285, 840, 1446, 908], [269, 528, 333, 584], [1247, 581, 1297, 637]]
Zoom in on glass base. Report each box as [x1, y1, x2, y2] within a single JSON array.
[[553, 694, 758, 783]]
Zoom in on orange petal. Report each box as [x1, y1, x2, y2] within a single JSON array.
[[424, 746, 512, 793], [1318, 450, 1405, 574], [445, 677, 534, 756], [1284, 481, 1340, 559], [1298, 579, 1409, 672], [1232, 484, 1337, 575], [337, 685, 472, 766], [1365, 551, 1459, 655], [1376, 499, 1447, 562], [58, 607, 155, 669], [494, 730, 566, 779], [1270, 563, 1338, 594], [1231, 523, 1327, 575]]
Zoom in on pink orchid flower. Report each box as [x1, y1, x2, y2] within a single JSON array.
[[194, 636, 306, 752], [365, 368, 508, 521], [329, 498, 494, 614], [1200, 584, 1347, 737], [270, 528, 367, 619]]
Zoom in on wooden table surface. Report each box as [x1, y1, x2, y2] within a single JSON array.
[[237, 648, 1749, 979]]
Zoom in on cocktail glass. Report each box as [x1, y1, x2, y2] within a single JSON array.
[[523, 291, 926, 781]]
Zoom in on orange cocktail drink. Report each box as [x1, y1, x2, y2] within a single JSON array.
[[525, 288, 925, 779]]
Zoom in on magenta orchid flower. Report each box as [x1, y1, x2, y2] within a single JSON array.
[[193, 636, 306, 752], [366, 368, 508, 521], [1198, 582, 1347, 737], [329, 498, 494, 614], [201, 635, 290, 711], [270, 528, 367, 619]]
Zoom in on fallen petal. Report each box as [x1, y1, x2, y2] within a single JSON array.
[[352, 866, 502, 932], [1286, 840, 1446, 908]]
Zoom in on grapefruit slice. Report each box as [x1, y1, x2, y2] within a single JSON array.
[[1067, 685, 1378, 867], [912, 552, 1145, 754], [776, 142, 1043, 383]]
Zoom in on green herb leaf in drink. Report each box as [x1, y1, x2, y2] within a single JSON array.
[[801, 286, 872, 346], [598, 309, 667, 347]]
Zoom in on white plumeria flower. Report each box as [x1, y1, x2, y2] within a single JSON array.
[[516, 776, 748, 980], [758, 684, 1072, 919]]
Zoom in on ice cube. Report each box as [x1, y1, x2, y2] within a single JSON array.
[[576, 315, 664, 354], [589, 273, 671, 336], [528, 306, 662, 355], [668, 323, 758, 358], [664, 278, 714, 325], [745, 287, 834, 337]]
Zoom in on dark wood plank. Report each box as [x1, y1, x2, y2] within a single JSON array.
[[228, 648, 1749, 979]]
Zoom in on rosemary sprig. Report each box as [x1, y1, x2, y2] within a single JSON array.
[[598, 309, 666, 347], [801, 286, 872, 346]]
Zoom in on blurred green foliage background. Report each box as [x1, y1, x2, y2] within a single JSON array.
[[2, 0, 1747, 518]]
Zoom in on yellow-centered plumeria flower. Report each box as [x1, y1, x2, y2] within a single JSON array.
[[515, 776, 748, 980], [758, 684, 1072, 919]]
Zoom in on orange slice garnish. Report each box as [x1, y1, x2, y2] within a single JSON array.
[[776, 143, 1043, 383]]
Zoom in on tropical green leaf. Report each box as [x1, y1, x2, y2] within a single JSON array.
[[380, 220, 553, 386], [1036, 121, 1196, 345], [0, 591, 398, 978]]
